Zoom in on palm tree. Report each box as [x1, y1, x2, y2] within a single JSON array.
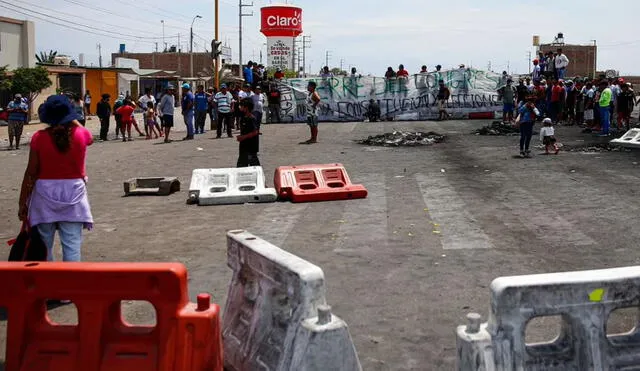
[[35, 50, 58, 64]]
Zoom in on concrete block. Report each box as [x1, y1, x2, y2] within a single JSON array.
[[123, 177, 180, 196], [223, 230, 362, 371], [188, 167, 277, 205], [611, 128, 640, 148], [457, 266, 640, 371]]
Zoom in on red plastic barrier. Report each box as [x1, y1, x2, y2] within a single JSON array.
[[0, 262, 223, 371], [274, 163, 368, 203], [468, 112, 496, 119]]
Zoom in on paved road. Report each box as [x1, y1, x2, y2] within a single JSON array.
[[1, 118, 640, 370]]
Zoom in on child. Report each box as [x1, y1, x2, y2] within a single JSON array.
[[540, 118, 559, 155], [517, 96, 539, 158], [116, 99, 135, 142], [146, 101, 159, 139], [236, 98, 260, 167]]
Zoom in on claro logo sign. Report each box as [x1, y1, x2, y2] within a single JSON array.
[[266, 11, 301, 27], [260, 6, 303, 37]]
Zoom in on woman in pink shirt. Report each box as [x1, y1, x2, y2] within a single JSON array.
[[18, 95, 94, 261]]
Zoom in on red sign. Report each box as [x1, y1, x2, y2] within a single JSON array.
[[260, 5, 303, 37]]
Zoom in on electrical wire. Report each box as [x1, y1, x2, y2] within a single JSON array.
[[0, 4, 158, 44], [0, 0, 177, 40]]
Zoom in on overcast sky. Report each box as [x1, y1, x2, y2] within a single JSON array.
[[2, 0, 639, 75]]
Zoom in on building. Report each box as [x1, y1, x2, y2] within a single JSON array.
[[0, 16, 36, 70], [111, 51, 215, 79], [85, 67, 137, 113], [538, 33, 597, 78]]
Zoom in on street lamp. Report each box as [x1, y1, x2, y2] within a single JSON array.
[[190, 15, 202, 77], [161, 20, 166, 51]]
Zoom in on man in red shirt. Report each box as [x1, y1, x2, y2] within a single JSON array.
[[115, 99, 135, 142], [273, 68, 284, 80], [550, 80, 564, 122], [396, 64, 409, 97]]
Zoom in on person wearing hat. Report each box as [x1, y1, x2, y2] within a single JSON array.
[[181, 83, 195, 140], [598, 80, 613, 136], [214, 83, 234, 138], [158, 85, 176, 143], [96, 93, 112, 141], [18, 95, 94, 261], [274, 68, 284, 80], [6, 93, 29, 150]]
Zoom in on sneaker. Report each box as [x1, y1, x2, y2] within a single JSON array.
[[519, 151, 525, 158], [115, 135, 120, 140]]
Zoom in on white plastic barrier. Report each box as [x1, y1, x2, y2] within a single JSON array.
[[457, 266, 640, 371], [223, 230, 362, 371], [188, 167, 277, 205], [610, 128, 640, 148]]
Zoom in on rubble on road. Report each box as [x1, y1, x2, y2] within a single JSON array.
[[356, 131, 446, 147], [564, 143, 632, 152], [473, 121, 520, 136]]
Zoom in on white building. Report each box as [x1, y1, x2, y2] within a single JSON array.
[[0, 16, 36, 69]]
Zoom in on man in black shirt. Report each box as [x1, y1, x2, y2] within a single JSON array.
[[267, 84, 281, 123], [236, 98, 260, 167], [96, 94, 112, 141]]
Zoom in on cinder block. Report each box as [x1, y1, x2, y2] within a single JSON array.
[[123, 177, 180, 196]]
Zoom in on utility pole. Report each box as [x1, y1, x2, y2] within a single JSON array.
[[97, 43, 102, 68], [487, 61, 492, 72], [292, 38, 300, 73], [155, 42, 158, 53], [325, 50, 331, 69], [340, 58, 344, 73], [302, 35, 311, 77], [527, 51, 532, 74], [214, 0, 220, 88], [239, 0, 253, 78]]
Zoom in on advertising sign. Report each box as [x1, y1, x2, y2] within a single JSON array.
[[260, 5, 303, 37], [267, 37, 294, 70]]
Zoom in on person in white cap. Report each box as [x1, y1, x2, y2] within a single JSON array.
[[6, 93, 29, 150], [540, 117, 559, 155]]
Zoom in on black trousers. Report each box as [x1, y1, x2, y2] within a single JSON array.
[[195, 110, 207, 133], [216, 112, 233, 137], [237, 150, 260, 167], [99, 116, 110, 140]]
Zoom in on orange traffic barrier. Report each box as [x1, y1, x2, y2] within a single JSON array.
[[0, 262, 223, 371], [274, 163, 368, 203]]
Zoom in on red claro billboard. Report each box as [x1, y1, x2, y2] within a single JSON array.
[[260, 5, 303, 37]]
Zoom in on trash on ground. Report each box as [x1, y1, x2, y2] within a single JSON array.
[[564, 143, 631, 152], [356, 131, 446, 147], [473, 121, 520, 136]]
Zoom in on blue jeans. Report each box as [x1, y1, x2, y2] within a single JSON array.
[[519, 122, 534, 152], [37, 222, 83, 262], [600, 106, 610, 134], [184, 111, 195, 137], [557, 68, 566, 80]]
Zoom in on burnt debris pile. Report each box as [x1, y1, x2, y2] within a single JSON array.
[[357, 131, 446, 147], [473, 121, 520, 136]]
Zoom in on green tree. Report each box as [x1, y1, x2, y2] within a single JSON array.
[[265, 67, 298, 79], [11, 66, 52, 105], [35, 50, 58, 64], [330, 67, 347, 76], [0, 65, 11, 91]]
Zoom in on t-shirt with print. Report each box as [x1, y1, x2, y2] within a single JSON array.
[[31, 125, 93, 179], [239, 115, 259, 153], [194, 92, 208, 112], [215, 92, 233, 113], [7, 101, 28, 121]]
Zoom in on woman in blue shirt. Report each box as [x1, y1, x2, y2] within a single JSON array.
[[518, 96, 539, 158]]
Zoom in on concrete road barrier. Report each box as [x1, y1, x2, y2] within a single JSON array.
[[123, 177, 180, 196], [188, 167, 277, 205], [457, 266, 640, 370], [223, 230, 362, 371], [610, 128, 640, 148]]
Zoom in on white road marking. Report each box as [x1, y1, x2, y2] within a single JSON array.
[[333, 173, 388, 253], [247, 203, 309, 247], [416, 173, 494, 250]]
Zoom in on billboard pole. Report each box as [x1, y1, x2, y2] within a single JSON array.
[[214, 0, 220, 88]]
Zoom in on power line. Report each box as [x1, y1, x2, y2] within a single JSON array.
[[0, 4, 159, 44], [1, 0, 177, 40], [7, 0, 175, 39]]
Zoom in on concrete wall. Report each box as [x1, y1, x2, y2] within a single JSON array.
[[111, 52, 214, 78], [539, 44, 597, 78], [0, 17, 35, 69]]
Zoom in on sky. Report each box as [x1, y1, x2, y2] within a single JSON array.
[[2, 0, 640, 76]]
